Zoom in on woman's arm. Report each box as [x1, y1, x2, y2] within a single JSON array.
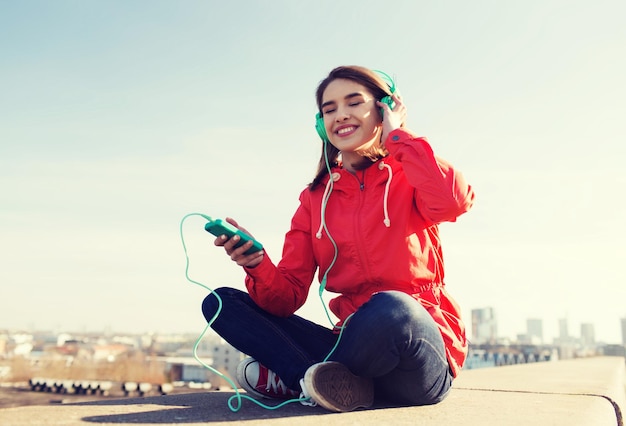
[[386, 129, 475, 225], [243, 190, 318, 317]]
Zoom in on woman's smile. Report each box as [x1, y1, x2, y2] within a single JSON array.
[[336, 125, 358, 137]]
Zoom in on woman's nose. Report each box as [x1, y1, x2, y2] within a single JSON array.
[[334, 107, 350, 121]]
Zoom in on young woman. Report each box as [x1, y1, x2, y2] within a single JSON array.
[[202, 65, 475, 412]]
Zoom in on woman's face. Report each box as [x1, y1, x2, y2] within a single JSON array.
[[320, 78, 382, 155]]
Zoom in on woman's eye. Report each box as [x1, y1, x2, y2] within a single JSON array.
[[323, 108, 336, 114], [349, 101, 363, 106]]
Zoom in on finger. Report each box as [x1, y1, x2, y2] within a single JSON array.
[[221, 234, 242, 257], [377, 100, 392, 114], [225, 217, 254, 238], [228, 236, 257, 260], [232, 245, 263, 265], [224, 234, 244, 256], [237, 250, 264, 267], [214, 234, 228, 247], [391, 94, 403, 108]]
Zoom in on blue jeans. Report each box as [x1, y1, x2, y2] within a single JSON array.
[[202, 287, 453, 405]]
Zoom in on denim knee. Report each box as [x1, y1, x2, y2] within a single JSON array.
[[368, 291, 431, 325], [201, 286, 235, 321]]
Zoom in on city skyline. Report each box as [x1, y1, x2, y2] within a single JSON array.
[[470, 307, 626, 345], [4, 308, 626, 347], [1, 1, 625, 344]]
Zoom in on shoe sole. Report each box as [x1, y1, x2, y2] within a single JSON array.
[[304, 362, 374, 412]]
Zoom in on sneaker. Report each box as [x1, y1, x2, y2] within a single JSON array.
[[236, 357, 300, 400], [302, 361, 374, 412]]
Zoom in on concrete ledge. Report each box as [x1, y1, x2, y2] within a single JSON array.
[[453, 356, 625, 426], [0, 356, 623, 426]]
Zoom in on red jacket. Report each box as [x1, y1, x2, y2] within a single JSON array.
[[244, 128, 475, 377]]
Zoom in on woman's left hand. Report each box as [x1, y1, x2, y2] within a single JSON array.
[[378, 93, 407, 145]]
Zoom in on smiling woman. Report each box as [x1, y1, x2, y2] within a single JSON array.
[[199, 65, 475, 413]]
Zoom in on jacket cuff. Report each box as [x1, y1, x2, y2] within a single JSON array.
[[385, 128, 429, 155], [244, 252, 274, 281]]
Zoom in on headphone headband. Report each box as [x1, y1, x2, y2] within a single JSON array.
[[372, 70, 397, 96]]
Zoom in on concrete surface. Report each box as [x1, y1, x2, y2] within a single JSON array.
[[0, 356, 624, 426]]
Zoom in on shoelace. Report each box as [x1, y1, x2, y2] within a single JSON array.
[[266, 369, 293, 395], [298, 378, 317, 407]]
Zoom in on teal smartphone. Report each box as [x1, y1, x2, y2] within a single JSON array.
[[204, 219, 263, 255]]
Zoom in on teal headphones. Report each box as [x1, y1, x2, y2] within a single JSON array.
[[315, 70, 397, 143]]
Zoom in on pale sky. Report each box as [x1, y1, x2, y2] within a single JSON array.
[[1, 0, 625, 344]]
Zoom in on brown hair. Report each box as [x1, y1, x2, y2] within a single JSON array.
[[309, 66, 394, 190]]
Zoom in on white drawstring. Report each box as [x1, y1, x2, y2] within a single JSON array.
[[316, 173, 339, 239], [379, 161, 393, 227]]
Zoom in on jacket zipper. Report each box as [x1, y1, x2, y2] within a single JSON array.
[[352, 169, 373, 280], [353, 170, 365, 191]]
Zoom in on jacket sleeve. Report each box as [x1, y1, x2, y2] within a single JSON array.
[[385, 128, 475, 225], [243, 189, 317, 317]]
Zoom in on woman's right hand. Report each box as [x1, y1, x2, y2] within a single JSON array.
[[378, 93, 407, 145], [214, 217, 264, 268]]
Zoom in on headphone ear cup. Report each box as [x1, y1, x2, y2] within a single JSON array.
[[379, 95, 396, 116], [315, 112, 328, 142]]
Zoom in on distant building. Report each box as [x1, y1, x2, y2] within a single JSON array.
[[167, 335, 243, 388], [92, 344, 131, 362], [526, 318, 543, 344], [554, 318, 577, 359], [558, 318, 569, 340], [471, 307, 497, 345], [580, 323, 595, 347], [11, 333, 34, 357], [603, 344, 626, 358]]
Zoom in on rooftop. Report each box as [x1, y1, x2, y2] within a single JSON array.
[[0, 356, 624, 425]]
